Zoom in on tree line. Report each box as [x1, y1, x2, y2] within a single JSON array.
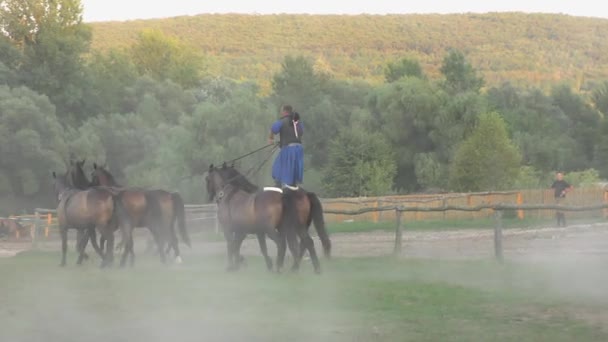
[[1, 0, 607, 213]]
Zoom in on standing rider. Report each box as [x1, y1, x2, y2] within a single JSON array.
[[268, 105, 304, 189]]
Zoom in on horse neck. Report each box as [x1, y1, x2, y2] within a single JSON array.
[[98, 171, 121, 187], [228, 174, 259, 193]]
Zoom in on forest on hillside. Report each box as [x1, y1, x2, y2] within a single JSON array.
[[1, 1, 608, 214], [88, 12, 608, 93]]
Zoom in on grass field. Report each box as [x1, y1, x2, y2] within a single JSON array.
[[1, 249, 608, 342], [326, 217, 606, 234]]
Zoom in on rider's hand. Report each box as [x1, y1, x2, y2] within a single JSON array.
[[268, 138, 274, 145]]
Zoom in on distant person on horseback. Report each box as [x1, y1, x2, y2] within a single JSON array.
[[268, 104, 304, 189]]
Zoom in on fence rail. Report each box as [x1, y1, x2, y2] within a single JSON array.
[[3, 187, 606, 263]]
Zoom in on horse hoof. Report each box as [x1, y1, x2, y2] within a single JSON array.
[[174, 256, 183, 264], [314, 268, 322, 275]]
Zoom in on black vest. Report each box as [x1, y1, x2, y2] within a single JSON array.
[[279, 114, 301, 147]]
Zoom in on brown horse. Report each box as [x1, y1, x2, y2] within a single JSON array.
[[69, 161, 171, 266], [52, 170, 125, 268], [206, 163, 287, 272], [88, 163, 190, 263], [217, 164, 331, 274]]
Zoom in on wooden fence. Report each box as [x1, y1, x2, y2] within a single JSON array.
[[320, 187, 608, 223], [4, 187, 607, 261]]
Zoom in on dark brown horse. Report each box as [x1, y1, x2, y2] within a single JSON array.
[[206, 163, 287, 272], [88, 163, 190, 264], [69, 161, 171, 266], [52, 170, 125, 268], [217, 164, 331, 274]]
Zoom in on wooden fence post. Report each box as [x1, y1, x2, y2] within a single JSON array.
[[604, 190, 608, 219], [393, 208, 403, 255], [45, 213, 51, 238], [373, 199, 379, 223], [494, 210, 503, 263], [33, 211, 40, 249], [517, 192, 524, 220]]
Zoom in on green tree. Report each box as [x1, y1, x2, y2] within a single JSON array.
[[151, 82, 272, 200], [591, 81, 608, 116], [271, 55, 325, 111], [323, 128, 396, 197], [1, 0, 92, 123], [449, 111, 521, 192], [551, 84, 600, 169], [487, 83, 573, 172], [67, 113, 158, 183], [384, 57, 424, 82], [83, 49, 139, 115], [130, 29, 204, 88], [121, 76, 197, 125], [367, 77, 443, 191], [594, 118, 608, 178], [440, 49, 484, 94], [0, 85, 67, 196]]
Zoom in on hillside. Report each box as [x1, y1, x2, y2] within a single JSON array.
[[89, 12, 608, 92]]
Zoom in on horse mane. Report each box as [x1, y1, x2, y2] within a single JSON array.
[[221, 166, 259, 193]]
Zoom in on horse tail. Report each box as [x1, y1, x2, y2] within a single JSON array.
[[171, 192, 191, 248], [281, 189, 300, 255], [307, 191, 331, 258], [144, 191, 163, 240]]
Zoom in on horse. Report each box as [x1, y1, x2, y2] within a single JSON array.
[[216, 164, 331, 274], [70, 161, 172, 266], [88, 162, 190, 264], [51, 170, 125, 268], [206, 163, 290, 272]]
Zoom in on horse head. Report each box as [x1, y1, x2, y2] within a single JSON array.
[[206, 164, 226, 202], [67, 158, 90, 190], [52, 170, 71, 201]]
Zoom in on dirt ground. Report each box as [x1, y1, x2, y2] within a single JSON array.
[[6, 221, 608, 262]]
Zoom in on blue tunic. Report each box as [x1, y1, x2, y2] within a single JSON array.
[[271, 118, 304, 186]]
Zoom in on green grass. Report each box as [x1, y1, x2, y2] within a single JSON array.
[[1, 251, 607, 342], [327, 217, 607, 233]]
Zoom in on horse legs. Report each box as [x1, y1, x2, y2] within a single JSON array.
[[119, 221, 134, 268], [168, 222, 181, 264], [275, 229, 287, 273], [296, 227, 321, 274], [232, 231, 247, 271], [223, 229, 236, 271], [149, 224, 167, 265], [59, 226, 68, 267], [257, 231, 274, 271], [99, 228, 115, 268], [284, 226, 300, 272], [75, 228, 90, 265]]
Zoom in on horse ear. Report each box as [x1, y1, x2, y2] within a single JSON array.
[[209, 164, 214, 170], [93, 162, 97, 169], [81, 158, 86, 166], [52, 171, 56, 178]]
